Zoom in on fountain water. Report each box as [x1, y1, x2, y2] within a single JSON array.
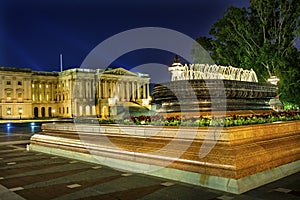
[[169, 63, 258, 82], [153, 56, 276, 113]]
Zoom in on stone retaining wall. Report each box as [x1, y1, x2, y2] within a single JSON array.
[[30, 121, 300, 194]]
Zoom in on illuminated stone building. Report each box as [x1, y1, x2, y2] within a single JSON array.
[[0, 66, 150, 119]]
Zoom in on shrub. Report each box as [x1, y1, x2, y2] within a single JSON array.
[[97, 110, 300, 127]]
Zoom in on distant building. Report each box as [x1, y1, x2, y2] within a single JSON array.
[[0, 66, 150, 119]]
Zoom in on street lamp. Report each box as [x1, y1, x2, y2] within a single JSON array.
[[142, 98, 149, 107], [18, 109, 23, 119], [268, 76, 280, 85], [108, 97, 117, 118], [268, 76, 282, 111]]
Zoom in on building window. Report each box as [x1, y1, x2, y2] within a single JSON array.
[[18, 93, 22, 98], [7, 108, 11, 115], [32, 84, 34, 88], [67, 107, 69, 114], [6, 93, 11, 100], [7, 81, 11, 85], [18, 81, 22, 85]]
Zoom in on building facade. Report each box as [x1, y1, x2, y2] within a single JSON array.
[[0, 66, 150, 119]]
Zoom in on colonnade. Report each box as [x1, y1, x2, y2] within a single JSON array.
[[32, 81, 56, 102], [97, 79, 150, 101]]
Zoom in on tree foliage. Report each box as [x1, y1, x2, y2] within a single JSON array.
[[193, 0, 300, 107]]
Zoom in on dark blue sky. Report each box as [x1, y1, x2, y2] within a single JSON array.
[[0, 0, 250, 72]]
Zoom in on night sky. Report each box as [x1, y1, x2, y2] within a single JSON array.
[[0, 0, 250, 73]]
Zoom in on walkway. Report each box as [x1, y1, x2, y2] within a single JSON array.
[[0, 142, 299, 200]]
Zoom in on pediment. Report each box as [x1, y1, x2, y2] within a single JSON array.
[[104, 68, 138, 77]]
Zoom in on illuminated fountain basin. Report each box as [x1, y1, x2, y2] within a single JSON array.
[[153, 58, 277, 113], [153, 79, 277, 112]]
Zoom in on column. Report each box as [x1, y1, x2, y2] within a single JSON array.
[[90, 80, 93, 99], [143, 83, 146, 99], [80, 80, 83, 99], [117, 81, 121, 100], [85, 80, 88, 99], [146, 83, 150, 99], [38, 81, 41, 101], [51, 83, 54, 101], [111, 80, 115, 97], [101, 80, 104, 99], [137, 82, 140, 100], [87, 80, 90, 99], [131, 81, 135, 101], [91, 80, 94, 99], [69, 80, 72, 100], [42, 82, 45, 101], [122, 81, 125, 100], [24, 79, 29, 100], [98, 80, 101, 99], [110, 80, 113, 98], [126, 81, 130, 101], [78, 80, 82, 98], [104, 80, 107, 98], [118, 81, 121, 100]]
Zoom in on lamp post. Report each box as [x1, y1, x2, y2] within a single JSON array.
[[268, 76, 280, 85], [268, 76, 282, 111], [108, 97, 117, 118], [18, 109, 22, 119], [142, 98, 149, 107], [52, 109, 56, 118]]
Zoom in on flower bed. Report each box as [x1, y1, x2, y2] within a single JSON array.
[[105, 110, 300, 127]]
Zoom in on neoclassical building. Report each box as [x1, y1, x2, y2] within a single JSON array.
[[0, 66, 150, 119]]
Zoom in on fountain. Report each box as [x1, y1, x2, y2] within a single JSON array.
[[153, 56, 277, 114], [29, 56, 299, 195]]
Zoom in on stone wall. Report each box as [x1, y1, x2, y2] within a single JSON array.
[[30, 121, 300, 193]]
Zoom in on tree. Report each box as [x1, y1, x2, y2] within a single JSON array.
[[193, 0, 300, 107]]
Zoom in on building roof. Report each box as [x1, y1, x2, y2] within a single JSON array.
[[0, 66, 32, 73]]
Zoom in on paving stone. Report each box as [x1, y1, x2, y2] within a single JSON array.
[[9, 187, 24, 192], [273, 187, 292, 193], [92, 166, 102, 169], [216, 195, 235, 200], [0, 142, 298, 200], [161, 182, 175, 187], [67, 184, 81, 189], [121, 173, 132, 177]]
